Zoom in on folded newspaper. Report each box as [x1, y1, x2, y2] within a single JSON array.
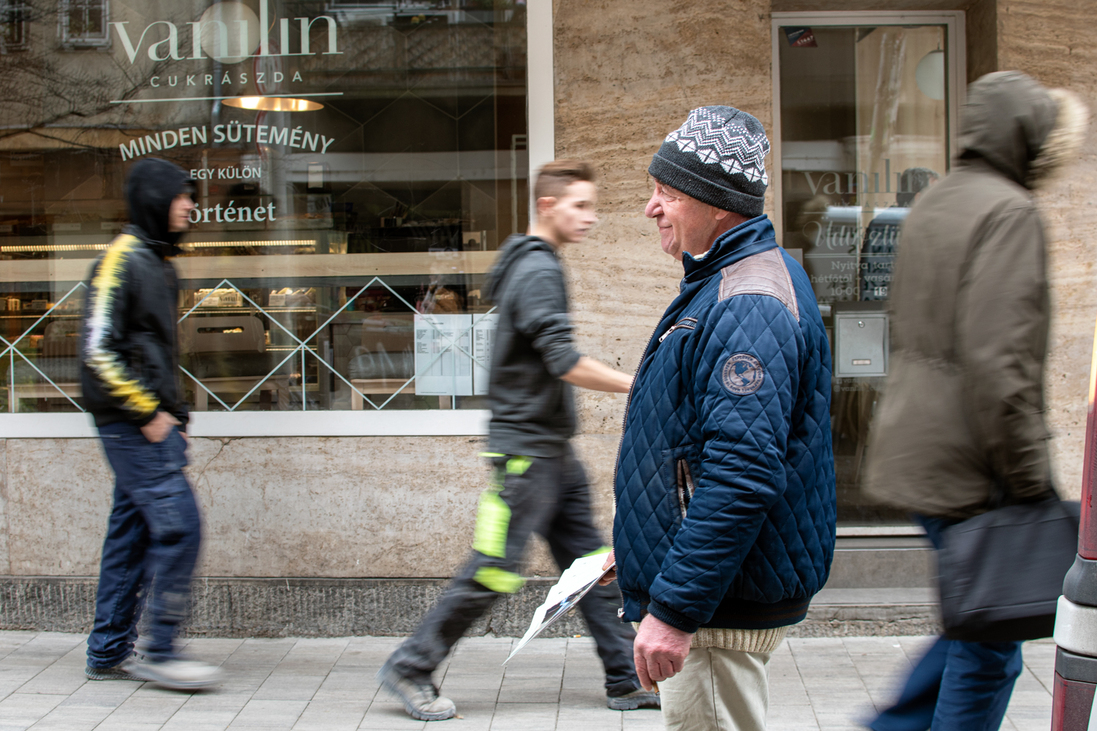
[[504, 552, 614, 665]]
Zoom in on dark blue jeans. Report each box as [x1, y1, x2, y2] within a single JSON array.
[[870, 515, 1024, 731], [86, 421, 202, 669]]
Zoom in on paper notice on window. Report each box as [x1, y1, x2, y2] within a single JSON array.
[[472, 313, 498, 396], [413, 314, 473, 395], [504, 552, 614, 665]]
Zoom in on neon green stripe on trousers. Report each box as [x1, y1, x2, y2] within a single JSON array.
[[474, 566, 525, 594], [470, 456, 532, 594], [472, 456, 533, 558], [471, 489, 524, 593], [472, 486, 509, 558]]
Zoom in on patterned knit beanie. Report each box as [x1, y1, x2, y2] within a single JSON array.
[[648, 106, 770, 217]]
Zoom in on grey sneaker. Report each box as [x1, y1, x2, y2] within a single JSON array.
[[606, 687, 661, 710], [85, 658, 142, 682], [377, 661, 456, 721], [127, 657, 223, 691]]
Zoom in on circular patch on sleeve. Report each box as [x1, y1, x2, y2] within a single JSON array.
[[722, 353, 765, 395]]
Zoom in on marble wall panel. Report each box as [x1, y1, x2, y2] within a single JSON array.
[[0, 433, 628, 579], [188, 436, 487, 577], [4, 439, 112, 575], [0, 439, 8, 575], [3, 1, 1095, 586], [552, 0, 775, 454], [999, 0, 1097, 500], [552, 0, 773, 217]]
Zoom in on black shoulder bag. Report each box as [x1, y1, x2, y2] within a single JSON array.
[[937, 492, 1080, 642]]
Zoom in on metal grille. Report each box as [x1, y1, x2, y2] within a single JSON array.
[[2, 278, 496, 413]]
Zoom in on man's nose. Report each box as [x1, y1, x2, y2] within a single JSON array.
[[644, 192, 661, 218]]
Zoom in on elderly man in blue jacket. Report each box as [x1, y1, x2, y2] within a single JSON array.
[[605, 106, 837, 731]]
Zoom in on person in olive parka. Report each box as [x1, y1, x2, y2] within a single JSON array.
[[863, 72, 1090, 730]]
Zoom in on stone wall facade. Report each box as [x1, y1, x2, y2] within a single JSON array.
[[998, 1, 1097, 502], [1, 1, 1093, 633]]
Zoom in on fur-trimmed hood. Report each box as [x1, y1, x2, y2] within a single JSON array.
[[958, 71, 1089, 190]]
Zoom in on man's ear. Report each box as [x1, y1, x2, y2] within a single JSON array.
[[712, 207, 731, 221], [536, 196, 558, 218]]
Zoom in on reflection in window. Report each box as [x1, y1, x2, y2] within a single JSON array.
[[0, 0, 28, 53], [60, 0, 110, 48], [778, 23, 951, 523], [0, 1, 527, 414]]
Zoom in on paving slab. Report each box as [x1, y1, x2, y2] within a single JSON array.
[[0, 632, 1060, 729]]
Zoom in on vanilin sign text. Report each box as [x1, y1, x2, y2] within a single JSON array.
[[109, 1, 340, 65]]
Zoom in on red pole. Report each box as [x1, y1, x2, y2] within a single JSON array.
[[1078, 322, 1097, 560], [1052, 319, 1097, 730]]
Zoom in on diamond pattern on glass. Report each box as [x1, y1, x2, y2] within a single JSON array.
[[179, 278, 497, 412], [2, 283, 87, 413], [2, 277, 495, 413]]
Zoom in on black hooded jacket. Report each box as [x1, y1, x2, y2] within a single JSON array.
[[80, 158, 193, 428], [484, 234, 583, 458]]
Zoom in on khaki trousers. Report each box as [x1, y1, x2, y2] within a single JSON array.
[[661, 646, 772, 731]]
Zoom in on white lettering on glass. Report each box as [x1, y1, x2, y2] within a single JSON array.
[[187, 203, 274, 225], [121, 122, 333, 160], [110, 0, 341, 65]]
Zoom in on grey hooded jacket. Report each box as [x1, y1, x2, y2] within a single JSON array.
[[863, 71, 1086, 518], [484, 234, 582, 458]]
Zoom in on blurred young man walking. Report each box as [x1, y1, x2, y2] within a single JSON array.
[[378, 161, 657, 721], [81, 157, 221, 692]]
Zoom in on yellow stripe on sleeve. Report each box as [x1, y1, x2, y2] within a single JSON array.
[[84, 235, 160, 417]]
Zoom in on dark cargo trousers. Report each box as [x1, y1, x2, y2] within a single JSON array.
[[388, 445, 640, 695], [87, 422, 201, 668]]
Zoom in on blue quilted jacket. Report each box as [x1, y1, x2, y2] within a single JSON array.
[[613, 216, 836, 632]]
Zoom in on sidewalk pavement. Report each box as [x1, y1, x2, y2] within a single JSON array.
[[0, 631, 1056, 731]]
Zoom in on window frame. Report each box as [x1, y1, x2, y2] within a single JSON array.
[[0, 0, 29, 53], [771, 12, 966, 531], [770, 10, 966, 247], [0, 0, 555, 439], [58, 0, 111, 50]]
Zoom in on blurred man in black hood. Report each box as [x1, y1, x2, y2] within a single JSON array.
[[81, 157, 222, 691], [125, 155, 191, 254]]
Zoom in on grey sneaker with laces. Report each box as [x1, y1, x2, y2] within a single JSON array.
[[606, 687, 661, 710], [377, 661, 457, 721], [127, 657, 223, 691]]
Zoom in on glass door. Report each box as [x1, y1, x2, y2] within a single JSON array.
[[773, 13, 963, 524]]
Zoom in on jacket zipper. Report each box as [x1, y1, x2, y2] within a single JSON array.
[[609, 313, 691, 618], [611, 315, 698, 507], [658, 317, 697, 343], [611, 326, 655, 623], [676, 458, 696, 518], [611, 321, 665, 510]]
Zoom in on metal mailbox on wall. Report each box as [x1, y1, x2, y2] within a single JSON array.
[[834, 312, 888, 378]]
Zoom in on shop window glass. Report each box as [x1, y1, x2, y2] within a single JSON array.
[[0, 0, 527, 415], [777, 21, 954, 523]]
